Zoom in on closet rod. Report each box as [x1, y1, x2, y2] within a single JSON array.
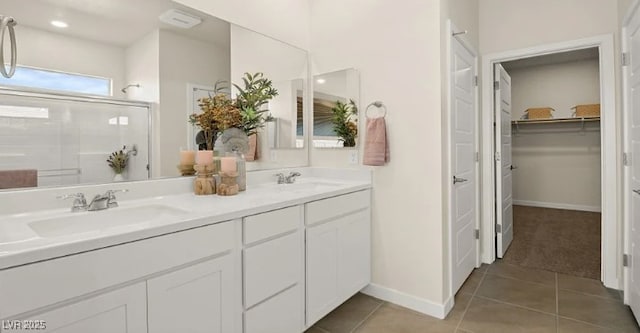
[[511, 117, 600, 125]]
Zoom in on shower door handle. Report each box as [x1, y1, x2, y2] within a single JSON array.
[[634, 189, 640, 195], [453, 176, 468, 184]]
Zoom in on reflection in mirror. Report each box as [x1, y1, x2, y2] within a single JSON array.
[[0, 0, 308, 190], [312, 69, 360, 149]]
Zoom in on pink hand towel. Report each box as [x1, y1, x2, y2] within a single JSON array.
[[0, 169, 38, 189], [363, 117, 390, 166]]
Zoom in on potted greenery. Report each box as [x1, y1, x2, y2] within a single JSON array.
[[234, 72, 278, 135], [107, 146, 129, 181], [331, 99, 358, 147]]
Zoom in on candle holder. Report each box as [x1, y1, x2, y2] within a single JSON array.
[[177, 164, 196, 176], [193, 164, 216, 195], [217, 171, 239, 196]]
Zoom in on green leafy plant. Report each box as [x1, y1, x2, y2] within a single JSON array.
[[233, 72, 278, 135], [107, 146, 129, 174], [331, 99, 358, 147]]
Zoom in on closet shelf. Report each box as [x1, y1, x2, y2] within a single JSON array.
[[511, 117, 600, 125]]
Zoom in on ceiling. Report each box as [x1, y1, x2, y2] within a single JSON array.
[[1, 0, 230, 48], [502, 48, 599, 71]]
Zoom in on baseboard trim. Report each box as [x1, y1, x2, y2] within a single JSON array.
[[361, 283, 450, 319], [513, 200, 601, 213]]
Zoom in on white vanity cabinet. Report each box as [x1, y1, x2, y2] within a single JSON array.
[[305, 190, 371, 327], [242, 206, 304, 333], [0, 221, 241, 333]]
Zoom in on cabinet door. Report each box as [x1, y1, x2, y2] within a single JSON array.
[[6, 282, 147, 333], [306, 210, 370, 326], [338, 210, 371, 297], [306, 220, 340, 325], [147, 255, 237, 333]]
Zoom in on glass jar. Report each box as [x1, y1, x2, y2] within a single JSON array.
[[232, 149, 246, 191]]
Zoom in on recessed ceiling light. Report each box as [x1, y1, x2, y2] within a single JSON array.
[[50, 20, 68, 28], [316, 78, 326, 84]]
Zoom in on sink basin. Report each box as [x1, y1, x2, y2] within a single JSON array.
[[28, 204, 189, 238], [254, 181, 342, 192]]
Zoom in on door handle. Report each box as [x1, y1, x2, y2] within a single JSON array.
[[634, 189, 640, 195], [453, 176, 468, 184], [510, 165, 518, 170]]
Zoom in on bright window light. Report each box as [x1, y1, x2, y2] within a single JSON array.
[[0, 105, 49, 119], [0, 66, 112, 96], [50, 20, 68, 28]]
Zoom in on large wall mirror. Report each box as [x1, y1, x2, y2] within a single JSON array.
[[312, 68, 359, 149], [0, 0, 308, 191]]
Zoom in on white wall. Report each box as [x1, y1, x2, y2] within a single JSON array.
[[479, 0, 618, 55], [173, 0, 310, 50], [311, 0, 448, 313], [14, 25, 126, 98], [158, 30, 230, 177]]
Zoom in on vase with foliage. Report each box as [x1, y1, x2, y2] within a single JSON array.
[[190, 82, 243, 150], [331, 99, 358, 147], [107, 146, 129, 180]]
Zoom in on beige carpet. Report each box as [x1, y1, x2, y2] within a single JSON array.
[[502, 205, 601, 280]]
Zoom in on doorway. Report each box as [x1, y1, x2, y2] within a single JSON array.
[[480, 35, 619, 289], [495, 49, 602, 280]]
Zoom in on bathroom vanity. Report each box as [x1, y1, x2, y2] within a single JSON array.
[[0, 169, 371, 333]]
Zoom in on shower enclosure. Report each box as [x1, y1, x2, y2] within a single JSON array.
[[0, 88, 151, 188]]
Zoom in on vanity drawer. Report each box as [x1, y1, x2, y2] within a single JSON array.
[[305, 190, 370, 226], [244, 284, 302, 333], [243, 206, 301, 245], [243, 231, 301, 308]]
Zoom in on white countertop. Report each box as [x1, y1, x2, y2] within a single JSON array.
[[0, 169, 371, 270]]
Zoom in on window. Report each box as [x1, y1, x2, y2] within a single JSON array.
[[0, 66, 111, 96]]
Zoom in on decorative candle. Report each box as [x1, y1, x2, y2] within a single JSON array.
[[196, 150, 213, 165], [179, 150, 196, 165], [220, 156, 237, 173]]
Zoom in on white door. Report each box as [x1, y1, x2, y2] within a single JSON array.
[[624, 3, 640, 322], [13, 282, 147, 333], [450, 34, 478, 293], [495, 64, 513, 258], [147, 256, 237, 333]]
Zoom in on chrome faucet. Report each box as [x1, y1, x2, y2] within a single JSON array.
[[57, 193, 88, 212], [274, 172, 301, 184], [88, 189, 129, 211], [285, 172, 301, 184]]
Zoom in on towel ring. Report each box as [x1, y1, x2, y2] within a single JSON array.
[[365, 101, 387, 118]]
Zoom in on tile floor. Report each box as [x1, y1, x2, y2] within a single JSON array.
[[306, 260, 640, 333]]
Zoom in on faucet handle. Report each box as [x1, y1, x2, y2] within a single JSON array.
[[274, 173, 285, 184], [57, 193, 88, 212], [105, 189, 128, 208]]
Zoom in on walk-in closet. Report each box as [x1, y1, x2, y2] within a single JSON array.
[[498, 48, 602, 280]]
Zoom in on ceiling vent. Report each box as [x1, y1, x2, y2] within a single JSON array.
[[159, 9, 202, 29]]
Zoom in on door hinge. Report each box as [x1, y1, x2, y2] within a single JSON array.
[[623, 152, 631, 166], [624, 254, 631, 267], [475, 152, 480, 162], [474, 76, 478, 87], [623, 52, 630, 67], [495, 152, 501, 162], [496, 224, 502, 233], [494, 81, 500, 90], [474, 229, 480, 240]]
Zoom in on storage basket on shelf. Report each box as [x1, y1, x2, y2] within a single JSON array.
[[524, 107, 554, 120], [572, 104, 600, 118]]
